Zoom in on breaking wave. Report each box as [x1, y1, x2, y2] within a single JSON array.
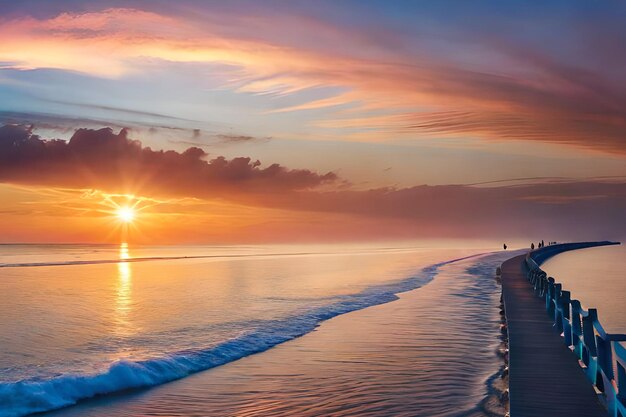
[[0, 254, 483, 417]]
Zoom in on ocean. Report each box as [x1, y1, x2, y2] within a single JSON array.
[[1, 242, 512, 416]]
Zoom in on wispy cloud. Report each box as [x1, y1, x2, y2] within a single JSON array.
[[1, 5, 624, 153]]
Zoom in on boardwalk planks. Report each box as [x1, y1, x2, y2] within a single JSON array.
[[501, 253, 606, 417]]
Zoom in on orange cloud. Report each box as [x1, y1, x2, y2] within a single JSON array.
[[0, 125, 624, 244]]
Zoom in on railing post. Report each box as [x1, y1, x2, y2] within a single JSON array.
[[554, 283, 563, 331], [570, 300, 583, 359], [541, 275, 548, 297], [560, 291, 572, 346], [616, 342, 626, 415], [597, 336, 615, 382], [546, 278, 555, 316], [615, 362, 626, 411], [534, 271, 546, 295], [600, 339, 617, 416], [583, 309, 599, 384]]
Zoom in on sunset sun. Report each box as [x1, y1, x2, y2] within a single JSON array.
[[116, 206, 135, 223]]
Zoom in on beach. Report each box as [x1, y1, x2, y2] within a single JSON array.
[[0, 244, 511, 417], [43, 251, 512, 417]]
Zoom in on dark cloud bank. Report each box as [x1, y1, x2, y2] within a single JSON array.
[[1, 124, 624, 240], [0, 125, 336, 195]]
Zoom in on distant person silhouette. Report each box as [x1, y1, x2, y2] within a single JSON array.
[[531, 243, 535, 250], [503, 243, 507, 250]]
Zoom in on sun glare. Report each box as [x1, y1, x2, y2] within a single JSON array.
[[116, 206, 135, 223]]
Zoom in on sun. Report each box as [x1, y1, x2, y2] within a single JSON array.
[[116, 206, 135, 223]]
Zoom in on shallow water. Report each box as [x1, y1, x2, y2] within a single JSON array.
[[0, 242, 500, 417], [541, 244, 626, 334], [46, 251, 513, 417]]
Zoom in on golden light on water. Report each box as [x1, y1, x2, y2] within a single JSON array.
[[119, 242, 130, 260], [115, 242, 134, 337]]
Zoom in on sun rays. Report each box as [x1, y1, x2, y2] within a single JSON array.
[[116, 206, 136, 223], [99, 193, 148, 242]]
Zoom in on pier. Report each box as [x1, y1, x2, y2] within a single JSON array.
[[501, 241, 624, 417]]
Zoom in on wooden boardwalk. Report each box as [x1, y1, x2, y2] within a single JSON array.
[[501, 254, 606, 417]]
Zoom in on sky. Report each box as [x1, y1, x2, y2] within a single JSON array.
[[0, 0, 625, 244]]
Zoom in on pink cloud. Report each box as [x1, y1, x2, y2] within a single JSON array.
[[1, 8, 624, 153]]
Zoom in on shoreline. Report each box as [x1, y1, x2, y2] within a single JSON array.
[[2, 251, 485, 417], [44, 251, 512, 417]]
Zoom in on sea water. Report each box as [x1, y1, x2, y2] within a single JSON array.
[[541, 244, 626, 334], [0, 242, 505, 416]]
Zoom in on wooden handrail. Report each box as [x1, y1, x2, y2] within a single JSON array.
[[523, 242, 625, 416]]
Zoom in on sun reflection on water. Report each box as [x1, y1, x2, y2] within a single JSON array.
[[114, 243, 134, 337]]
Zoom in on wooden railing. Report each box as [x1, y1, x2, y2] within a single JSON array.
[[525, 245, 626, 417]]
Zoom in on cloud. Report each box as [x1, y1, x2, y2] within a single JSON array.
[[167, 133, 271, 149], [215, 134, 271, 143], [1, 124, 624, 241], [0, 6, 624, 153], [400, 109, 626, 154], [276, 181, 626, 240], [0, 110, 131, 133], [41, 98, 198, 123], [0, 125, 338, 197]]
